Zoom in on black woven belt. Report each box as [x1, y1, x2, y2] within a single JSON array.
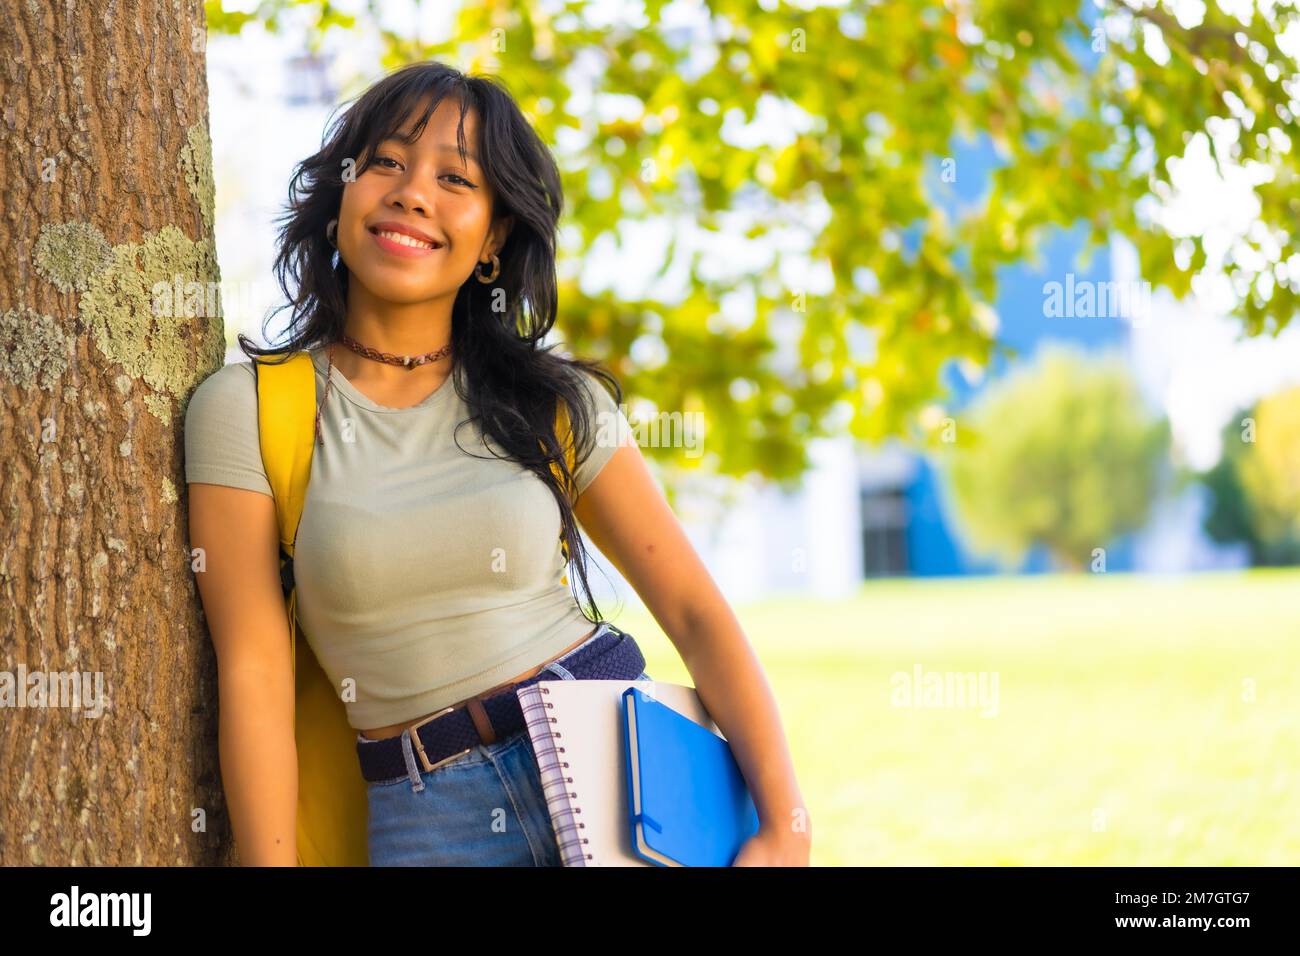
[[355, 625, 646, 783]]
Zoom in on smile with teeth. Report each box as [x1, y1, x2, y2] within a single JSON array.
[[374, 229, 439, 249]]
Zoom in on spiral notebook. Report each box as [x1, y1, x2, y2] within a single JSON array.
[[515, 678, 720, 866]]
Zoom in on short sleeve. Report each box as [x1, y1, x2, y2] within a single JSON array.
[[570, 370, 634, 497], [183, 360, 273, 497]]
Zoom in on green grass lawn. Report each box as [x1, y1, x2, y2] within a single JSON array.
[[612, 568, 1300, 865]]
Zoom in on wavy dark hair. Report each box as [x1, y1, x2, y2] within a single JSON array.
[[238, 61, 622, 624]]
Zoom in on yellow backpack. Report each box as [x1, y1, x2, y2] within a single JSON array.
[[253, 349, 578, 866]]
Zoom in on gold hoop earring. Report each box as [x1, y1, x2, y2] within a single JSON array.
[[475, 254, 500, 284]]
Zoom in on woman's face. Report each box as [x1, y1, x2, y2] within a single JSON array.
[[335, 98, 509, 306]]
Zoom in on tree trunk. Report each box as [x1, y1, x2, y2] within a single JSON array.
[[0, 2, 231, 864]]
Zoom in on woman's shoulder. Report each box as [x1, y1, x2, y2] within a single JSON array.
[[183, 358, 271, 495], [186, 358, 258, 422], [563, 365, 633, 495], [568, 364, 621, 417]]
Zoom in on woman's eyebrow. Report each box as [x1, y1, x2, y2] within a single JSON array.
[[433, 143, 481, 166]]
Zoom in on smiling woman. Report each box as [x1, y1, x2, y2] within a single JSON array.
[[185, 61, 643, 865], [185, 60, 809, 870]]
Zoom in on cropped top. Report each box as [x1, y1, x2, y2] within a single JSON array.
[[183, 344, 632, 729]]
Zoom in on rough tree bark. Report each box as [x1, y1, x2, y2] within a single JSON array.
[[0, 2, 232, 864]]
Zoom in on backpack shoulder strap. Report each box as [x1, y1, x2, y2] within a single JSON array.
[[253, 351, 316, 562], [551, 392, 578, 499], [253, 349, 369, 868], [550, 395, 579, 585]]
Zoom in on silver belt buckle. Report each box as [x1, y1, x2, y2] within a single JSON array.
[[407, 705, 473, 772]]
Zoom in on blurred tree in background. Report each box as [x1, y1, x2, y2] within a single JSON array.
[[942, 348, 1170, 570], [206, 0, 1300, 482], [1200, 387, 1300, 564]]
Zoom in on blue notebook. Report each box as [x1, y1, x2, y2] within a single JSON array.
[[622, 685, 760, 867]]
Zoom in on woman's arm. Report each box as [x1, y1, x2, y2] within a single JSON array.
[[573, 442, 812, 865], [188, 482, 299, 866]]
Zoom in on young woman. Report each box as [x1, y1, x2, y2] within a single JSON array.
[[184, 61, 809, 866]]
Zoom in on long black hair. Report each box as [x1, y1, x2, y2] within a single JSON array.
[[239, 61, 621, 624]]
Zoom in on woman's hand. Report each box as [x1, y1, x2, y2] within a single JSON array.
[[731, 824, 811, 866]]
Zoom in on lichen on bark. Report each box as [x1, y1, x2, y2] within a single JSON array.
[[180, 122, 217, 235], [33, 222, 115, 294], [0, 306, 70, 390], [75, 225, 225, 424]]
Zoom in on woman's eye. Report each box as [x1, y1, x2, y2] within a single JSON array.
[[368, 158, 474, 188]]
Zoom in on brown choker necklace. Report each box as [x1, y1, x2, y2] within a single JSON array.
[[339, 332, 452, 369]]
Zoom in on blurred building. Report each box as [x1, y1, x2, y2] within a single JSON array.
[[651, 133, 1298, 606]]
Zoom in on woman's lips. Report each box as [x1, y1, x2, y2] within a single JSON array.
[[369, 228, 443, 258]]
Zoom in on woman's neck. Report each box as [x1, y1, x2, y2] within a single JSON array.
[[338, 295, 453, 386]]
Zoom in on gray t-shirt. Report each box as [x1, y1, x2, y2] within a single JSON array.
[[183, 344, 631, 729]]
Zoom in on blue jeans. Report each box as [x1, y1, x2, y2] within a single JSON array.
[[365, 623, 651, 866]]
